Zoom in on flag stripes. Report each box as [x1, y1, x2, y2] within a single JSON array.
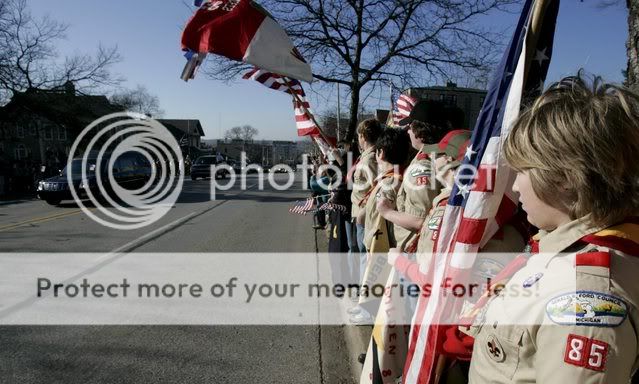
[[392, 94, 418, 126], [289, 197, 315, 215], [243, 67, 320, 137], [403, 0, 560, 382], [242, 68, 305, 95]]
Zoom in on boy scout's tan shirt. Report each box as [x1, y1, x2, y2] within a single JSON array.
[[394, 145, 441, 248], [350, 146, 377, 219], [414, 187, 524, 284], [363, 174, 400, 250], [467, 217, 639, 383]]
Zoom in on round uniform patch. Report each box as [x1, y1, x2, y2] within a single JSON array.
[[546, 291, 628, 327], [474, 258, 505, 279], [522, 272, 543, 288]]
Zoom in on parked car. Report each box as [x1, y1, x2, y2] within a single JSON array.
[[37, 152, 152, 206], [227, 159, 242, 174], [271, 165, 289, 173], [190, 156, 229, 180]]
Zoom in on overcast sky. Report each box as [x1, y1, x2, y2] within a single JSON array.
[[29, 0, 629, 140]]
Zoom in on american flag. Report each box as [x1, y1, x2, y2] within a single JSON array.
[[390, 91, 418, 127], [289, 197, 315, 215], [403, 1, 559, 383], [318, 202, 347, 213], [242, 68, 305, 95], [243, 68, 319, 136]]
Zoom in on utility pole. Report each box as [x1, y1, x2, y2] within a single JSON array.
[[336, 83, 341, 142]]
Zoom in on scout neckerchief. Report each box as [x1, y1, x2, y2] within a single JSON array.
[[403, 197, 448, 254], [358, 167, 403, 208], [346, 156, 360, 183], [458, 237, 539, 325], [458, 217, 639, 326], [580, 217, 639, 256]]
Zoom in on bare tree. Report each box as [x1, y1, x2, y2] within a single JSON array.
[[596, 0, 639, 90], [110, 85, 164, 117], [224, 125, 259, 141], [319, 108, 374, 141], [626, 0, 639, 90], [204, 0, 517, 141], [0, 0, 122, 104]]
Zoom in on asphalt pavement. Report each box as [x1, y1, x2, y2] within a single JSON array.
[[0, 172, 359, 384]]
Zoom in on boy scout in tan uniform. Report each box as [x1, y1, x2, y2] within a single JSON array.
[[351, 145, 377, 229], [465, 218, 639, 383], [390, 131, 526, 384], [363, 170, 401, 250], [393, 144, 441, 248], [465, 75, 639, 383], [378, 120, 449, 252]]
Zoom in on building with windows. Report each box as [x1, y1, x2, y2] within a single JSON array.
[[0, 82, 122, 167], [156, 119, 206, 160], [406, 81, 487, 129], [215, 139, 299, 166]]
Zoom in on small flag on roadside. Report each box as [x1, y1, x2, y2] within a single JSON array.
[[289, 197, 315, 215], [318, 203, 347, 213]]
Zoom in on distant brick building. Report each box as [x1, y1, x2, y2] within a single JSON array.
[[407, 82, 487, 129], [215, 139, 299, 166], [0, 82, 122, 166]]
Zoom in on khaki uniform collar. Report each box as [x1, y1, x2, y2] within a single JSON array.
[[360, 146, 375, 158], [535, 216, 603, 264]]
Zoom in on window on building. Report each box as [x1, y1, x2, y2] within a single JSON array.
[[16, 125, 24, 138], [58, 127, 67, 141], [44, 128, 53, 140], [444, 94, 457, 106], [30, 122, 37, 136], [15, 144, 27, 160]]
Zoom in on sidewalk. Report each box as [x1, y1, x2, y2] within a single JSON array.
[[315, 226, 371, 384]]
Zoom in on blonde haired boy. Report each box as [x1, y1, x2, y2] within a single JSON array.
[[467, 74, 639, 383]]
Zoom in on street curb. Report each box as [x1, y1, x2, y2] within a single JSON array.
[[0, 198, 36, 206]]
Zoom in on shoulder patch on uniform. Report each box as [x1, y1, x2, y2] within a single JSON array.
[[409, 165, 431, 178], [546, 291, 628, 327], [427, 215, 443, 231], [564, 334, 609, 371], [575, 251, 610, 268]]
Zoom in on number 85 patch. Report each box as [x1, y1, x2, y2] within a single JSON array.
[[564, 334, 609, 372]]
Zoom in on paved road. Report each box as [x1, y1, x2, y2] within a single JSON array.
[[0, 173, 356, 384]]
